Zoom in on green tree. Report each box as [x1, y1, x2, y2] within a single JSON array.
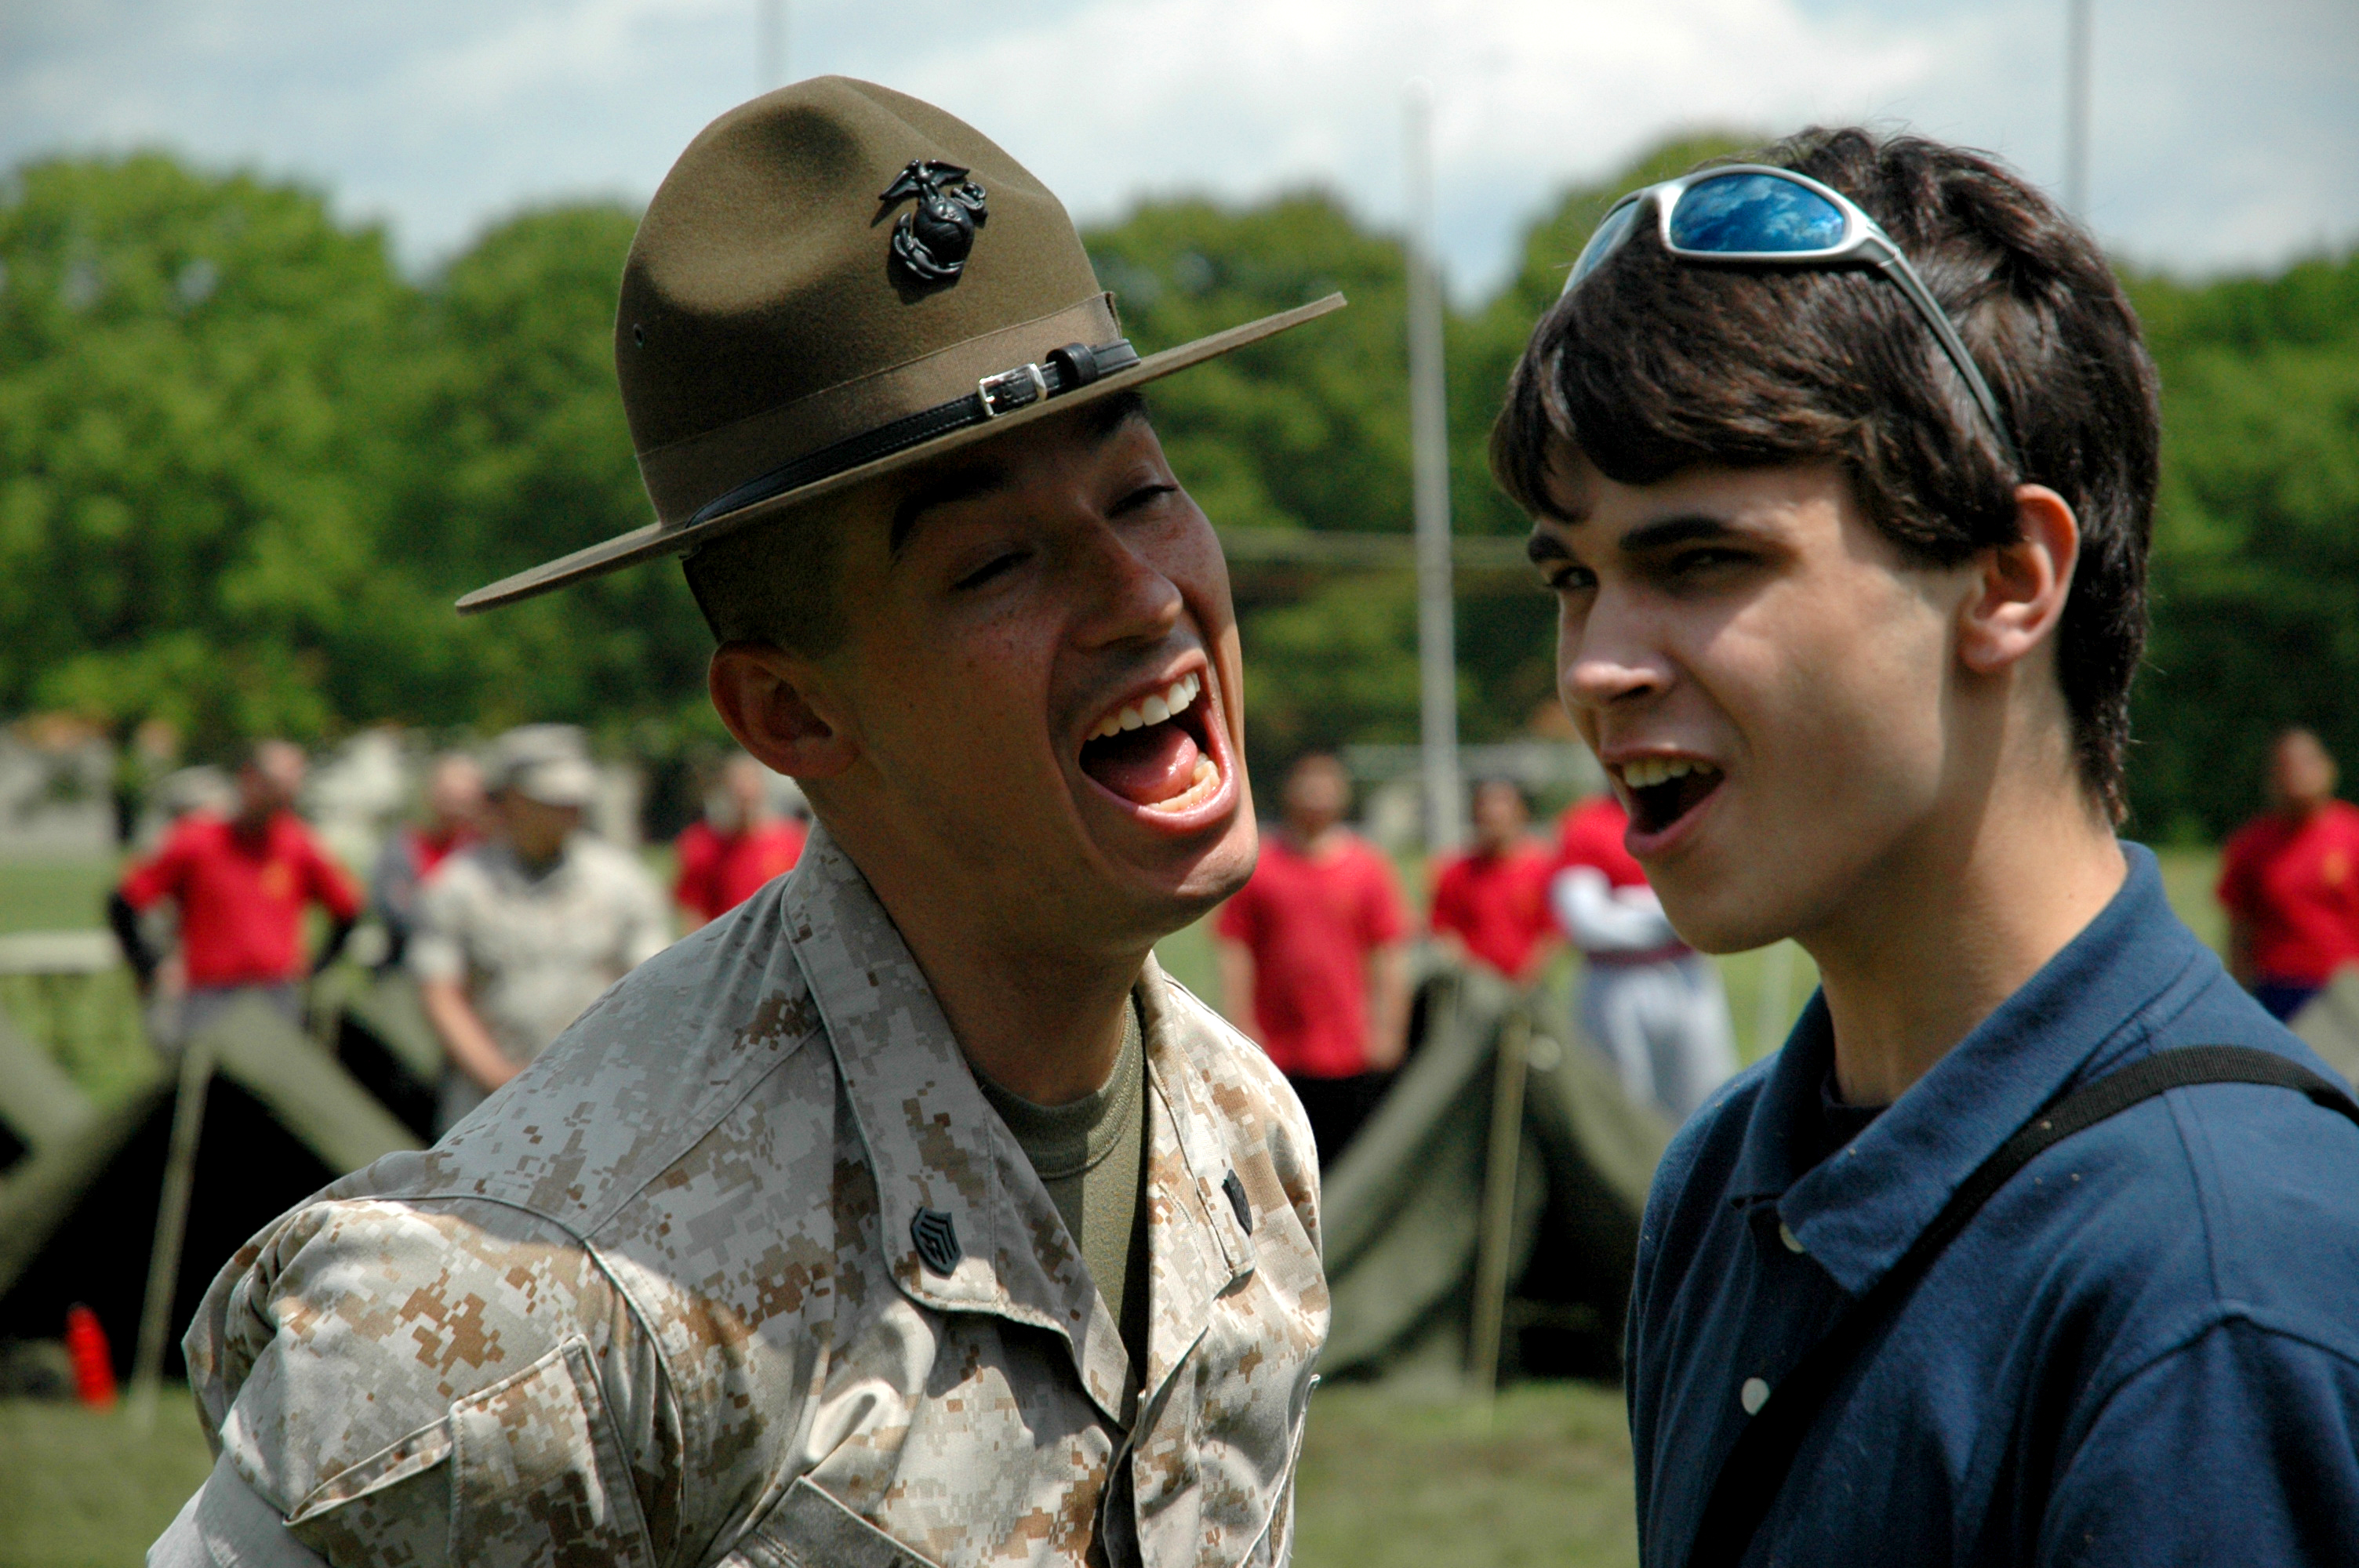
[[0, 154, 418, 751], [389, 205, 718, 749], [2127, 253, 2359, 839]]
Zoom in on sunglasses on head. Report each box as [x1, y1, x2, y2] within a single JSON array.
[[1565, 165, 2024, 473]]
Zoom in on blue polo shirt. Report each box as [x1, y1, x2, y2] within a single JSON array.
[[1629, 844, 2359, 1566]]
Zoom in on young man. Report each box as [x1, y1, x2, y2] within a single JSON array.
[[1216, 752, 1411, 1162], [1429, 776, 1558, 986], [1552, 789, 1736, 1123], [154, 79, 1333, 1568], [2219, 727, 2359, 1020], [411, 725, 671, 1133], [1494, 129, 2359, 1563], [671, 751, 808, 930], [110, 739, 360, 1047]]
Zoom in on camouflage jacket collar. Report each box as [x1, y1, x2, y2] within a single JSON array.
[[781, 825, 1257, 1423]]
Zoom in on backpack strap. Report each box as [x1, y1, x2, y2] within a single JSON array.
[[1684, 1045, 2359, 1568]]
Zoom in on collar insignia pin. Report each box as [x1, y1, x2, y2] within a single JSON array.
[[1223, 1170, 1254, 1234], [911, 1207, 962, 1275], [878, 159, 989, 285]]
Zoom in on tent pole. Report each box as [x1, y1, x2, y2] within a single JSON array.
[[129, 1029, 215, 1434], [1468, 1004, 1530, 1403]]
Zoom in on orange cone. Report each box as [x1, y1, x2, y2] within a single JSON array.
[[64, 1304, 117, 1410]]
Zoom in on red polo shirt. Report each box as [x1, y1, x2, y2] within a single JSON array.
[[1430, 840, 1556, 980], [674, 818, 809, 924], [406, 823, 477, 880], [2218, 800, 2359, 985], [1214, 831, 1407, 1080], [119, 811, 361, 987]]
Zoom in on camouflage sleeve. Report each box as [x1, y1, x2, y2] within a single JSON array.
[[183, 1186, 686, 1568]]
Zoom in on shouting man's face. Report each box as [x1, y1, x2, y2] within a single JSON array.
[[1528, 449, 1982, 954], [721, 396, 1256, 959]]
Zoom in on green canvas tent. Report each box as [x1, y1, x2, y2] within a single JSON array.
[[0, 1007, 96, 1177], [328, 969, 449, 1142], [0, 992, 420, 1379], [1321, 963, 1670, 1389]]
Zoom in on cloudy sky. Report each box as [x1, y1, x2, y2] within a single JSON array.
[[3, 0, 2353, 297]]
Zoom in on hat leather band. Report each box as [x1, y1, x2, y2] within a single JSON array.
[[685, 334, 1139, 528]]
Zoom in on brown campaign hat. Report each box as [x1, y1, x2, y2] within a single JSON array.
[[457, 77, 1344, 613]]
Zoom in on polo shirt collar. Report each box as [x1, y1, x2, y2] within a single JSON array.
[[780, 824, 1255, 1424], [1738, 844, 2202, 1298]]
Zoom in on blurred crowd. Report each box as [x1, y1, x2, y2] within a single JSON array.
[[100, 725, 810, 1135], [87, 720, 1745, 1162]]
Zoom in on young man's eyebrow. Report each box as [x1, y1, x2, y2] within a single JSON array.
[[1526, 529, 1574, 565], [1616, 514, 1743, 554]]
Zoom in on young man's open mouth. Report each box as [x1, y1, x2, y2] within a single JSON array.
[[1078, 666, 1228, 821], [1616, 755, 1725, 844]]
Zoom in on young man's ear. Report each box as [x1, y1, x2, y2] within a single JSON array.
[[708, 641, 861, 780], [1957, 485, 2080, 677]]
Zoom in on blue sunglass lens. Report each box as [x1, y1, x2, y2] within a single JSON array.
[[1667, 172, 1846, 256], [1564, 198, 1643, 295]]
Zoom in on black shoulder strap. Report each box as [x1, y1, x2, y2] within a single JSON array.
[[1684, 1045, 2359, 1568]]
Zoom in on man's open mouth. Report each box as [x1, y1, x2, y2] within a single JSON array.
[[1619, 757, 1724, 836], [1079, 671, 1224, 815]]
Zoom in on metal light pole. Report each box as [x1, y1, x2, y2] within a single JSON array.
[[2063, 0, 2092, 218], [1404, 82, 1463, 854], [758, 0, 788, 93]]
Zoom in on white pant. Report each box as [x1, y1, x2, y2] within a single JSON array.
[[1579, 953, 1737, 1124]]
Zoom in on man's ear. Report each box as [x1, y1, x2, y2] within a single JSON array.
[[708, 641, 860, 780], [1957, 485, 2079, 677]]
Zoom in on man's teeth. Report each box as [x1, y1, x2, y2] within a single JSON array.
[[1091, 672, 1202, 741], [1621, 757, 1712, 790]]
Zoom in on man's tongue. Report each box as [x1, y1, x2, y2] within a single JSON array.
[[1082, 720, 1205, 807]]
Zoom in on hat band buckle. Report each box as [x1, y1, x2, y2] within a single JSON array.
[[978, 362, 1050, 418], [684, 337, 1140, 528]]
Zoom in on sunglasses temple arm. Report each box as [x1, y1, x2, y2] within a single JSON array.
[[1870, 252, 2026, 474]]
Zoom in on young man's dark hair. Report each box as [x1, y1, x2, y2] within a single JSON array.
[[1495, 126, 2159, 822], [1497, 126, 2359, 1567]]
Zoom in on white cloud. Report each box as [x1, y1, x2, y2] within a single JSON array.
[[0, 0, 2351, 289]]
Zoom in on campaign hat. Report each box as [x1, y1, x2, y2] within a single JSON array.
[[458, 76, 1344, 612]]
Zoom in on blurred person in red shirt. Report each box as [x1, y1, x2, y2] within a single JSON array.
[[1215, 752, 1410, 1162], [1429, 777, 1560, 985], [2217, 728, 2359, 1021], [1553, 789, 1736, 1122], [108, 739, 361, 1045], [367, 751, 485, 968], [673, 753, 809, 931]]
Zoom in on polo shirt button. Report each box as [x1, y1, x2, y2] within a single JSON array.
[[1778, 1221, 1805, 1254], [1741, 1377, 1771, 1415]]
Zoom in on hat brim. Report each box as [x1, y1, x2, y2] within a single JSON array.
[[456, 292, 1347, 614]]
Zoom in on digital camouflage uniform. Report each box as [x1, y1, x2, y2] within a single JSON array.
[[161, 825, 1327, 1568]]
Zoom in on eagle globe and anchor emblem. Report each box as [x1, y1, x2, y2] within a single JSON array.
[[878, 159, 990, 285]]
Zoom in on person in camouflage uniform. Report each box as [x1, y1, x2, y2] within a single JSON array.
[[154, 76, 1346, 1568]]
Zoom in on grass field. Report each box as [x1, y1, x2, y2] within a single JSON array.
[[0, 1397, 215, 1568], [0, 857, 118, 936], [0, 1381, 1633, 1568]]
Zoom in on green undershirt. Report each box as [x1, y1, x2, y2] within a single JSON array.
[[976, 996, 1151, 1417]]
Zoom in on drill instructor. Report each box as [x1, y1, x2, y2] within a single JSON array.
[[155, 79, 1338, 1568]]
